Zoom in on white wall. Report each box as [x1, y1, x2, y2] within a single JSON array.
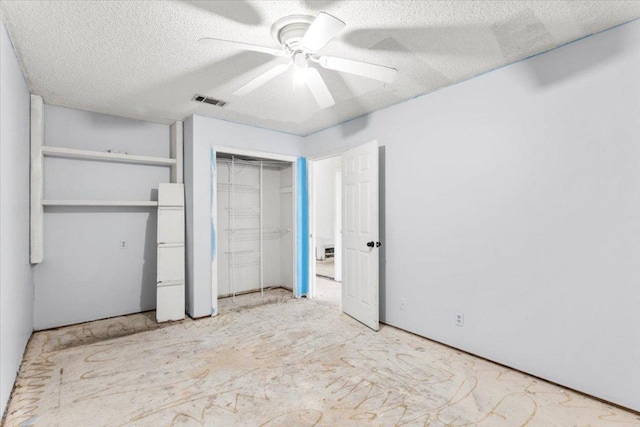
[[33, 105, 170, 329], [2, 13, 635, 415], [312, 156, 341, 252], [183, 115, 303, 317], [0, 20, 33, 415], [304, 21, 640, 411]]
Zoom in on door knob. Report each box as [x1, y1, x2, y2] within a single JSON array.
[[366, 241, 375, 248]]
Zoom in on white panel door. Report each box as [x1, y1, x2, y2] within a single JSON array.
[[342, 140, 379, 331], [157, 183, 185, 323], [158, 208, 185, 244], [157, 244, 185, 284]]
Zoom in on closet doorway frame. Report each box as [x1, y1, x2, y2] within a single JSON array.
[[211, 146, 299, 311]]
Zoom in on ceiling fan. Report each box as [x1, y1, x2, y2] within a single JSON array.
[[198, 13, 397, 109]]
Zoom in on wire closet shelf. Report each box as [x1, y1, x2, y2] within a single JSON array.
[[217, 155, 292, 300]]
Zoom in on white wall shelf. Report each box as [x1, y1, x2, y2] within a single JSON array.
[[42, 146, 176, 166], [42, 200, 159, 207], [29, 106, 184, 264]]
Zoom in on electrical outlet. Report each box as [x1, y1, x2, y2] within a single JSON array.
[[119, 240, 127, 250], [456, 313, 464, 327], [400, 298, 406, 311]]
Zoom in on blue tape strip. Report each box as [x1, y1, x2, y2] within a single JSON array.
[[210, 148, 216, 261], [210, 148, 217, 316], [296, 157, 309, 297]]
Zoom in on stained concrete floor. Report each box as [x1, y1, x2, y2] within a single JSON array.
[[3, 281, 640, 426]]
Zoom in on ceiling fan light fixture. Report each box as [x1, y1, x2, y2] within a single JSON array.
[[293, 51, 308, 69], [293, 66, 309, 87], [292, 51, 309, 86], [200, 11, 395, 110]]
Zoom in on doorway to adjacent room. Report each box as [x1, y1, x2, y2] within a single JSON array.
[[311, 155, 342, 306]]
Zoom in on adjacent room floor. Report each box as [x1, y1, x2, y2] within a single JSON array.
[[316, 258, 335, 280], [3, 284, 639, 426]]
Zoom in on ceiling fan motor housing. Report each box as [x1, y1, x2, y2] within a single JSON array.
[[271, 15, 314, 54]]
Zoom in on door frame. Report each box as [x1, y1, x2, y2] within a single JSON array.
[[211, 145, 299, 312], [307, 147, 348, 299], [334, 169, 342, 282]]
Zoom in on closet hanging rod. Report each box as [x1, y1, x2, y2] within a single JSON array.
[[216, 158, 291, 169], [224, 228, 290, 232], [217, 157, 289, 166]]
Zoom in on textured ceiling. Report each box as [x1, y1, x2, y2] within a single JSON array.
[[1, 1, 639, 135]]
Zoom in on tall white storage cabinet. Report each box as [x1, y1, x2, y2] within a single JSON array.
[[156, 183, 185, 322], [216, 155, 294, 299]]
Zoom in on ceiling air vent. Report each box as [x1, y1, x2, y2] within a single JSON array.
[[192, 94, 227, 107]]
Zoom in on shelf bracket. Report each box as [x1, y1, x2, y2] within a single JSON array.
[[30, 94, 44, 264]]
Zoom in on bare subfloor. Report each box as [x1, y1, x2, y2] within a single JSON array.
[[4, 285, 639, 426], [315, 276, 341, 308]]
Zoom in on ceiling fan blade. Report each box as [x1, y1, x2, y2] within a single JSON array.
[[301, 12, 346, 53], [185, 1, 263, 26], [306, 67, 335, 109], [198, 37, 285, 57], [318, 55, 397, 83], [233, 63, 290, 96]]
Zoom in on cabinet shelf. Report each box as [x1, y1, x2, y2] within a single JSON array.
[[42, 146, 176, 166], [43, 200, 158, 207]]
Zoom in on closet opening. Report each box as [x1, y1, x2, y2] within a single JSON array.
[[213, 150, 297, 309]]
